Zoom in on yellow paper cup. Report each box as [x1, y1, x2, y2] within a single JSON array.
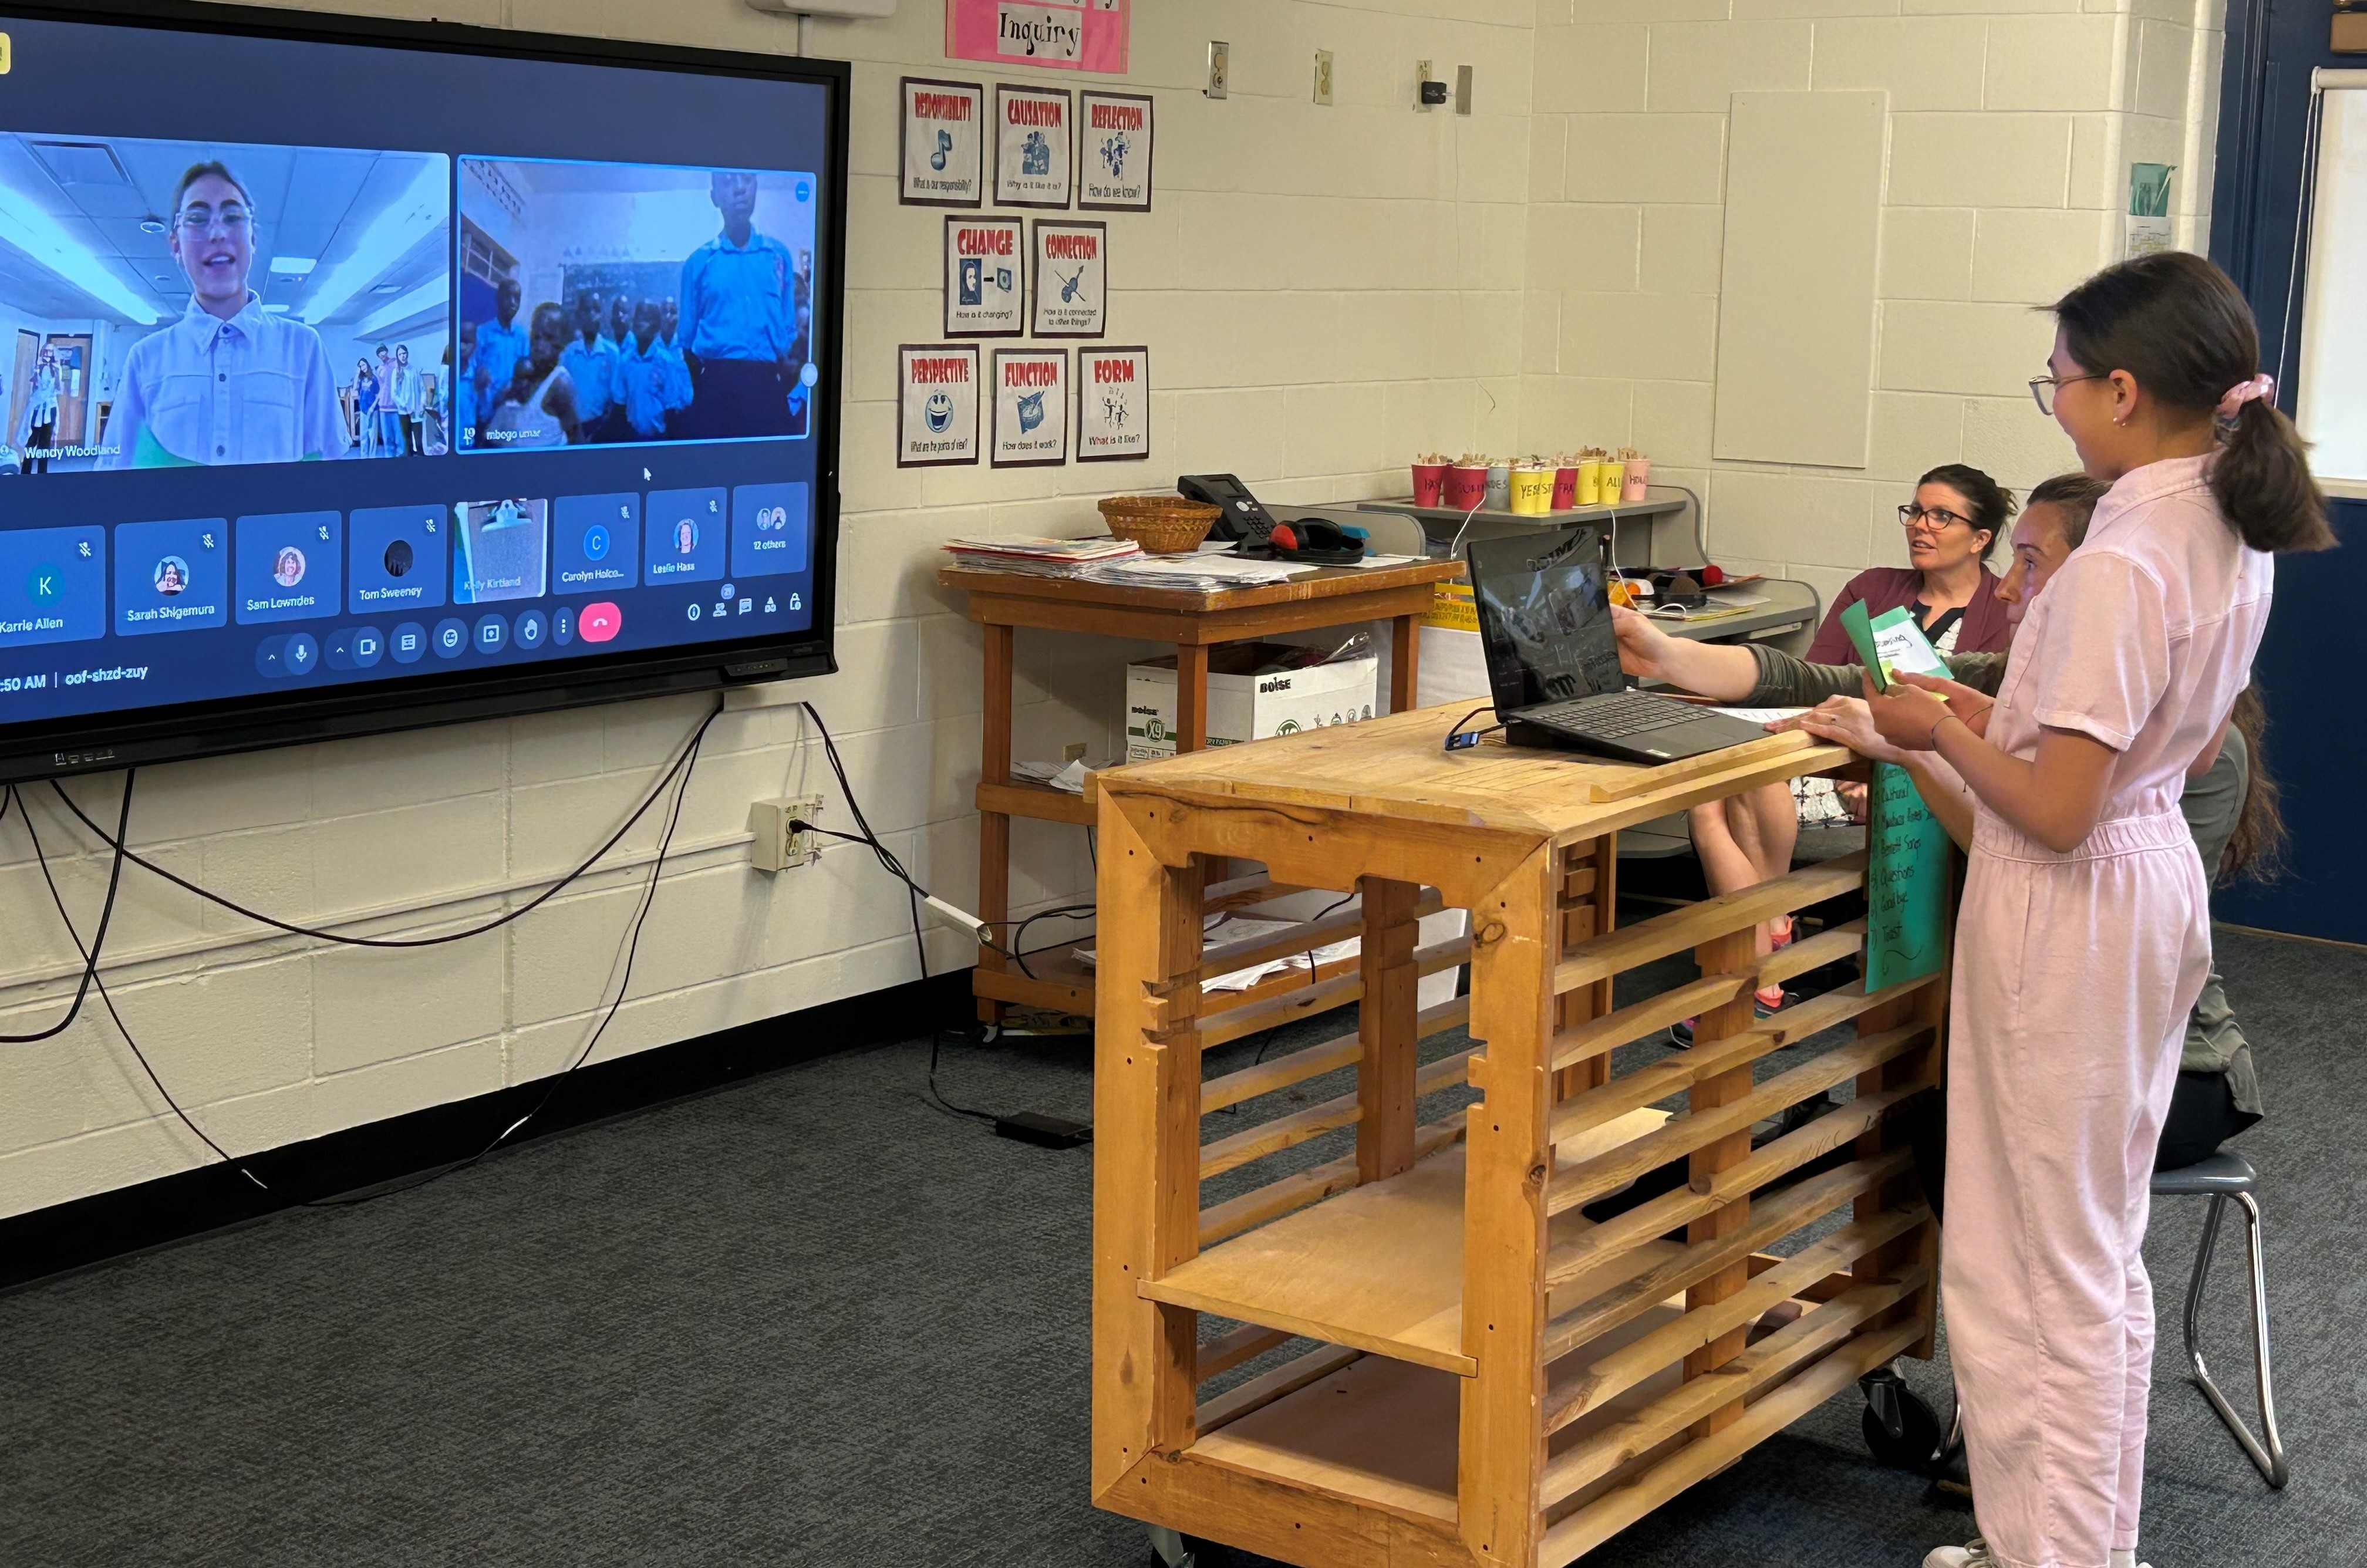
[[1598, 461, 1626, 503], [1577, 460, 1606, 507], [1508, 467, 1555, 515]]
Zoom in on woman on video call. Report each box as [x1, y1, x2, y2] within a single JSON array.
[[103, 161, 347, 469]]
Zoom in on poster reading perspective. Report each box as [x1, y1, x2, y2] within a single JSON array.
[[898, 343, 981, 467]]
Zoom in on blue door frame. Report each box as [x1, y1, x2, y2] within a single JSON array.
[[2209, 4, 2366, 943]]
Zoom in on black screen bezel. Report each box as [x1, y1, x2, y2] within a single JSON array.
[[0, 0, 849, 783]]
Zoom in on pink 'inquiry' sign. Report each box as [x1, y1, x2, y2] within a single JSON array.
[[946, 0, 1130, 76]]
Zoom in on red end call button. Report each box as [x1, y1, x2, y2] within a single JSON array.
[[580, 602, 623, 643]]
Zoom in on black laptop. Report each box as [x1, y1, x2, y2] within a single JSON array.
[[1466, 527, 1771, 764]]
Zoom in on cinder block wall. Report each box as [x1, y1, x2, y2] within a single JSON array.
[[0, 0, 1535, 1216], [1517, 0, 2226, 608]]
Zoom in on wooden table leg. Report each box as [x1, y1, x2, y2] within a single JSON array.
[[1356, 876, 1421, 1183], [976, 622, 1015, 1025], [1681, 924, 1761, 1439], [1175, 642, 1209, 753], [1459, 845, 1556, 1567], [1390, 612, 1420, 714]]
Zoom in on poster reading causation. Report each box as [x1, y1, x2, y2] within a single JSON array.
[[943, 216, 1024, 336], [897, 343, 982, 468], [994, 84, 1073, 208], [899, 78, 984, 207], [1076, 346, 1149, 462], [1077, 92, 1153, 211], [947, 0, 1131, 76], [1031, 219, 1106, 338], [991, 347, 1069, 468]]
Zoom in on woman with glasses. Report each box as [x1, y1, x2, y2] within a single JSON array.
[[1846, 251, 2330, 1568], [102, 161, 347, 469]]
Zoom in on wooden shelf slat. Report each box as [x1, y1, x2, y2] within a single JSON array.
[[976, 778, 1096, 825]]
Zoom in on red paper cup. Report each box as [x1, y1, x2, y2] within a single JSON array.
[[1551, 467, 1578, 510], [1443, 465, 1488, 510], [1411, 463, 1448, 507]]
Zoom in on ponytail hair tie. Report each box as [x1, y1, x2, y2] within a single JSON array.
[[2216, 374, 2274, 423]]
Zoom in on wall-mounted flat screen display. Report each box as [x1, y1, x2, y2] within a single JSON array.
[[0, 2, 846, 780]]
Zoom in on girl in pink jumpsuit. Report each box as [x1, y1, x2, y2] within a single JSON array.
[[1858, 254, 2334, 1568]]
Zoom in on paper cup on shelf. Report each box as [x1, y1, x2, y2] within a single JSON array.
[[1508, 466, 1555, 515], [1444, 464, 1488, 510], [1576, 459, 1605, 507], [1621, 457, 1653, 501], [1483, 464, 1512, 511], [1598, 460, 1626, 503], [1411, 461, 1448, 507], [1552, 465, 1578, 510]]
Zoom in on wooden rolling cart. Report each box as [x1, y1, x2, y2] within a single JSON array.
[[1091, 703, 1945, 1568], [939, 558, 1466, 1027]]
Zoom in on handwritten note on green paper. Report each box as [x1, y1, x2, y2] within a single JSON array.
[[1866, 761, 1947, 992]]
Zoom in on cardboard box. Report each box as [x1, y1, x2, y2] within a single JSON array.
[[1126, 642, 1378, 761]]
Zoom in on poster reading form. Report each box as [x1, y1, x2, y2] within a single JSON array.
[[1031, 219, 1107, 338], [1077, 92, 1153, 211], [897, 343, 982, 468], [992, 348, 1069, 468], [900, 78, 984, 207], [943, 215, 1024, 337], [994, 84, 1073, 208], [1077, 346, 1149, 461]]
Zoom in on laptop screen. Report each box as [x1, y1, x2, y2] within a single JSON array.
[[1466, 526, 1626, 714]]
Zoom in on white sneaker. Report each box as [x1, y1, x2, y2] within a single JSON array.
[[1922, 1542, 1997, 1568]]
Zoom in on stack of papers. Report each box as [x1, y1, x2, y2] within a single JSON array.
[[943, 536, 1145, 576], [1011, 758, 1094, 794], [1080, 554, 1314, 590]]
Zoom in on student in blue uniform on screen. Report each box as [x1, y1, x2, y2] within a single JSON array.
[[616, 299, 693, 441], [467, 276, 530, 447], [676, 170, 803, 440], [484, 302, 581, 449], [104, 162, 348, 468], [559, 291, 621, 443]]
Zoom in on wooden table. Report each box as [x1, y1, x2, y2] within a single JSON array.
[[940, 557, 1467, 1025], [1090, 704, 1945, 1568]]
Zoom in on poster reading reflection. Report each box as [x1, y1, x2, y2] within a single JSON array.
[[1076, 345, 1149, 462], [1077, 92, 1153, 211], [991, 346, 1067, 468], [454, 157, 818, 452], [0, 131, 450, 474], [898, 342, 981, 468]]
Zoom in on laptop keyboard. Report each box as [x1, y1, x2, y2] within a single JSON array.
[[1528, 690, 1701, 740]]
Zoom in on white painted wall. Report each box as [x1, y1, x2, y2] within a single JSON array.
[[0, 0, 1536, 1217]]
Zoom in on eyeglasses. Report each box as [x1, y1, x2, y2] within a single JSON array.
[[1899, 504, 1971, 534], [176, 204, 251, 235], [2028, 371, 2106, 415]]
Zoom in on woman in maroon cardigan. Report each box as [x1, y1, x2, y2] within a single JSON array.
[[1676, 463, 2018, 1043]]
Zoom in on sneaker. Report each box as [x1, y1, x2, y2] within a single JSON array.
[[1923, 1540, 1998, 1568], [1669, 987, 1793, 1049]]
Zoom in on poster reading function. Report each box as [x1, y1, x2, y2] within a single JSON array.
[[943, 216, 1024, 338], [991, 348, 1070, 468], [1031, 219, 1107, 338], [1077, 92, 1154, 211], [1077, 346, 1150, 461], [898, 343, 982, 468], [994, 84, 1073, 209], [900, 77, 984, 207], [947, 0, 1131, 76]]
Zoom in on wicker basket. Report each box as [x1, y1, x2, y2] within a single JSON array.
[[1098, 495, 1220, 554]]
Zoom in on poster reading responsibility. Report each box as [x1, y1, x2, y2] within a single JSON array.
[[946, 0, 1131, 76], [899, 77, 984, 207], [1077, 346, 1149, 462], [1031, 219, 1107, 338], [943, 216, 1024, 337], [1077, 92, 1152, 211], [897, 343, 982, 468], [994, 84, 1073, 208], [991, 348, 1069, 468]]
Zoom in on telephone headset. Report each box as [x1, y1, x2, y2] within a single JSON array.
[[1177, 473, 1368, 565]]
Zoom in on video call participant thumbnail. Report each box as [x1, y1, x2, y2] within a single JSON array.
[[114, 518, 228, 636], [104, 163, 348, 469], [678, 171, 809, 440]]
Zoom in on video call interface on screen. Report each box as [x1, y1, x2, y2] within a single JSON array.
[[0, 14, 833, 730]]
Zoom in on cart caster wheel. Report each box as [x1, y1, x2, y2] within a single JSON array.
[[1149, 1526, 1239, 1567], [979, 1024, 1002, 1046], [1860, 1366, 1944, 1473]]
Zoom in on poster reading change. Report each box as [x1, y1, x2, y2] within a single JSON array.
[[1031, 220, 1107, 338], [943, 216, 1024, 337], [991, 348, 1068, 468], [897, 343, 982, 468], [901, 77, 984, 207], [1077, 346, 1149, 462], [994, 84, 1073, 208], [1077, 92, 1153, 211]]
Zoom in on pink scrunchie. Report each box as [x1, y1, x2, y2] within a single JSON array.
[[2216, 374, 2274, 421]]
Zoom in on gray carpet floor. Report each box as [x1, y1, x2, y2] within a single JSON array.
[[1, 923, 2358, 1568]]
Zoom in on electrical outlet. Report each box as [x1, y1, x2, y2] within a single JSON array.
[[1455, 63, 1475, 116], [1206, 39, 1230, 99], [1313, 49, 1334, 106], [748, 794, 825, 872], [1415, 58, 1437, 110]]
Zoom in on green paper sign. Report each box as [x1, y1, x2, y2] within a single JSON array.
[[1866, 761, 1947, 992]]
